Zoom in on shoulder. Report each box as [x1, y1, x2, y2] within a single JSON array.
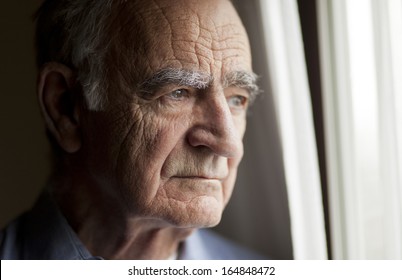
[[0, 215, 26, 259], [0, 192, 93, 260], [180, 229, 267, 260]]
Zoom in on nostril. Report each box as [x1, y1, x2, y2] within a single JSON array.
[[186, 125, 241, 158], [187, 127, 210, 148]]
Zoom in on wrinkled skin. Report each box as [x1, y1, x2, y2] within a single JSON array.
[[42, 0, 253, 259]]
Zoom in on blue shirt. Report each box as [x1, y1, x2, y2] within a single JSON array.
[[0, 192, 265, 260]]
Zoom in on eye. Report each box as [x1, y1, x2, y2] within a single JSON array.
[[227, 95, 248, 109], [167, 89, 190, 100]]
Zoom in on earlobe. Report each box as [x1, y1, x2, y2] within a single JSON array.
[[37, 62, 82, 153]]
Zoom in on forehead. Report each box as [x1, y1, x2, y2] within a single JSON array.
[[113, 0, 252, 80]]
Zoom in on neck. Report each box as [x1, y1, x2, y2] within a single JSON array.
[[49, 169, 194, 260], [79, 219, 192, 260]]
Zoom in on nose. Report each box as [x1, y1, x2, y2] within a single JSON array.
[[187, 92, 243, 158]]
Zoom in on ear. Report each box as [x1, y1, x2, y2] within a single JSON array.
[[37, 62, 82, 153]]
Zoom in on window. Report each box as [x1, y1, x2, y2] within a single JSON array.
[[318, 0, 402, 259]]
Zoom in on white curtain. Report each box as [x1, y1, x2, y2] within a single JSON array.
[[318, 0, 402, 259], [258, 0, 328, 260]]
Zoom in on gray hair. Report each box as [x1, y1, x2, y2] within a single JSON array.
[[35, 0, 116, 110], [139, 68, 213, 95]]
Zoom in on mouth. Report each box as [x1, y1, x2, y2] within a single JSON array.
[[172, 176, 225, 181]]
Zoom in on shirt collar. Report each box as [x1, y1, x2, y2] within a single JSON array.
[[21, 191, 100, 260]]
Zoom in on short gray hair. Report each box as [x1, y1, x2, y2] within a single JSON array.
[[35, 0, 117, 110]]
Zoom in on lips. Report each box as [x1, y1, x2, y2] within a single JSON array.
[[173, 175, 226, 181]]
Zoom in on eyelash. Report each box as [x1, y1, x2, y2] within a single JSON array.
[[166, 89, 190, 100]]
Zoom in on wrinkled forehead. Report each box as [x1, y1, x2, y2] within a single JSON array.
[[111, 0, 252, 82]]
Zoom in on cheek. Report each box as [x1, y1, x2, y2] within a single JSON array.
[[236, 115, 247, 138], [116, 111, 190, 207], [223, 146, 243, 206], [221, 113, 245, 205]]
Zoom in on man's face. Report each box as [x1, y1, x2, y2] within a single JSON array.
[[80, 0, 254, 228]]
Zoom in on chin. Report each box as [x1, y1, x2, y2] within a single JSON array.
[[176, 214, 223, 229], [163, 196, 225, 229]]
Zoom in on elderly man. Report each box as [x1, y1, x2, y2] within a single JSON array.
[[0, 0, 261, 259]]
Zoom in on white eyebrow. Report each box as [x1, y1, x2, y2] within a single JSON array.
[[223, 70, 260, 102], [139, 67, 260, 102], [139, 68, 213, 94]]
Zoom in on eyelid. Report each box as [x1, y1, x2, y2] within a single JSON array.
[[225, 86, 250, 99], [142, 85, 192, 100], [226, 85, 251, 96]]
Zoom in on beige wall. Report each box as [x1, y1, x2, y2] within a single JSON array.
[[0, 1, 49, 227]]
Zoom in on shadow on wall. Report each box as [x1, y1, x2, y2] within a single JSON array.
[[0, 0, 293, 260], [0, 2, 50, 227]]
